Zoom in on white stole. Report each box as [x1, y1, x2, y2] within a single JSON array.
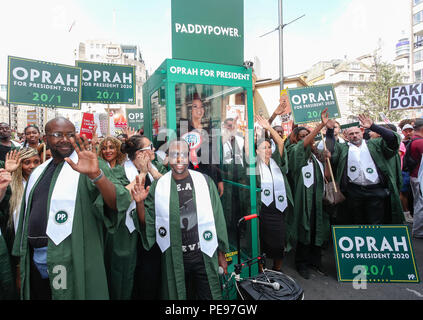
[[123, 160, 138, 233], [155, 170, 218, 258], [223, 135, 244, 166], [259, 158, 287, 213], [302, 155, 324, 189], [25, 151, 80, 246], [347, 141, 378, 183]]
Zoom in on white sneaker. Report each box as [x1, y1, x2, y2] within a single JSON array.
[[404, 211, 414, 224]]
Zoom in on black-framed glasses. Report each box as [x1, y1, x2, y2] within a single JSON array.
[[48, 132, 76, 139]]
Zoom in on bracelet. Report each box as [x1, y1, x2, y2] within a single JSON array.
[[89, 169, 104, 184]]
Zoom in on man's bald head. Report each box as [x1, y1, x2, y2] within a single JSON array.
[[45, 117, 75, 134]]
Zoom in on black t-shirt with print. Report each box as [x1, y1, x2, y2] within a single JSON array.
[[175, 174, 203, 264]]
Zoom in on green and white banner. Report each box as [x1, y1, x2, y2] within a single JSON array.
[[333, 225, 419, 283], [7, 56, 81, 109], [288, 84, 340, 125], [171, 0, 244, 66], [126, 108, 144, 130], [76, 61, 136, 104]]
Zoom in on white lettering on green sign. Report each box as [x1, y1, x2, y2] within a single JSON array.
[[13, 67, 78, 87], [338, 236, 408, 252], [175, 23, 240, 38]]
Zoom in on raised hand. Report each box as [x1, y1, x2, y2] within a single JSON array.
[[131, 175, 150, 204], [275, 96, 288, 115], [0, 169, 12, 189], [5, 150, 21, 173], [358, 114, 373, 129], [65, 134, 100, 179], [133, 152, 149, 174], [320, 108, 329, 126], [91, 124, 99, 147], [255, 114, 271, 131], [123, 126, 137, 139]]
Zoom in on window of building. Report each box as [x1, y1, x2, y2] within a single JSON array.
[[351, 63, 360, 70], [415, 50, 423, 63], [415, 0, 423, 6], [414, 10, 423, 25], [359, 74, 364, 81], [349, 74, 354, 81], [415, 69, 423, 81], [349, 87, 354, 95]]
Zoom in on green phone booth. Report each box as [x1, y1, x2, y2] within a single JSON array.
[[143, 58, 259, 297]]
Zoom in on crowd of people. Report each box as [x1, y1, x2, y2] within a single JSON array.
[[0, 95, 419, 300]]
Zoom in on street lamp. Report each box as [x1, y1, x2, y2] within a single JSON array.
[[260, 0, 305, 92]]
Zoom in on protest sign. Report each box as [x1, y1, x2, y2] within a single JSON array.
[[332, 225, 419, 283], [126, 108, 144, 130], [7, 56, 81, 109], [76, 61, 136, 104], [288, 84, 340, 125], [80, 113, 95, 140], [389, 83, 423, 111]]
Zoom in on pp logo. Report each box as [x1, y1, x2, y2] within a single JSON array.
[[264, 189, 271, 197], [305, 172, 312, 179], [203, 230, 213, 241], [158, 227, 167, 238], [278, 195, 285, 202], [350, 166, 357, 172], [55, 211, 68, 224], [366, 168, 374, 174]]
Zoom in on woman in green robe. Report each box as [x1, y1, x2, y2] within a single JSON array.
[[102, 135, 167, 300], [286, 109, 331, 280]]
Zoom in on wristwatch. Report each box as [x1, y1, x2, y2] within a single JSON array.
[[89, 169, 104, 184]]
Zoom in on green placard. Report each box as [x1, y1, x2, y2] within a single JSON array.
[[288, 84, 340, 125], [76, 61, 136, 104], [171, 0, 244, 66], [333, 225, 420, 283], [7, 56, 81, 109], [126, 108, 144, 130]]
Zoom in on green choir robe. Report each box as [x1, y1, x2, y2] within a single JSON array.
[[286, 141, 330, 247], [12, 158, 131, 300], [329, 134, 404, 224], [104, 159, 168, 300], [133, 172, 229, 300], [0, 185, 17, 299]]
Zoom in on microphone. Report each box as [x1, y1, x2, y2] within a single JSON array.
[[249, 279, 280, 290]]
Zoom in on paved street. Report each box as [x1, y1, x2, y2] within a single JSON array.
[[276, 222, 423, 300]]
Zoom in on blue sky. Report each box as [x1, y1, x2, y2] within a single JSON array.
[[0, 0, 410, 83]]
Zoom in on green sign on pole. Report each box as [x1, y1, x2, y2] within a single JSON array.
[[7, 56, 81, 109], [76, 61, 136, 104], [333, 225, 420, 283], [126, 108, 144, 130], [288, 84, 340, 125], [171, 0, 244, 66]]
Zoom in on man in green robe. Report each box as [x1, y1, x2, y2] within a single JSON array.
[[12, 117, 131, 300], [131, 139, 229, 300], [325, 115, 404, 225]]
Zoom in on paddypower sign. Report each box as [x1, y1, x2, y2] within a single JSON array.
[[171, 0, 244, 66], [76, 61, 136, 104], [288, 84, 340, 125], [333, 225, 419, 283], [7, 56, 81, 109]]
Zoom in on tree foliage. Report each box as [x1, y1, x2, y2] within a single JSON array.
[[352, 54, 409, 123]]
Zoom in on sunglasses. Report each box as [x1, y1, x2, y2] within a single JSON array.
[[137, 144, 153, 152]]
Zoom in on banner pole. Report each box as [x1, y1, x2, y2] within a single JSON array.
[[321, 130, 337, 192]]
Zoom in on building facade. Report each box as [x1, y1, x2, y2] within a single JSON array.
[[412, 0, 423, 82]]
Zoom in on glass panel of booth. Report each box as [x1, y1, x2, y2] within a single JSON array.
[[174, 82, 253, 262], [150, 86, 167, 154]]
